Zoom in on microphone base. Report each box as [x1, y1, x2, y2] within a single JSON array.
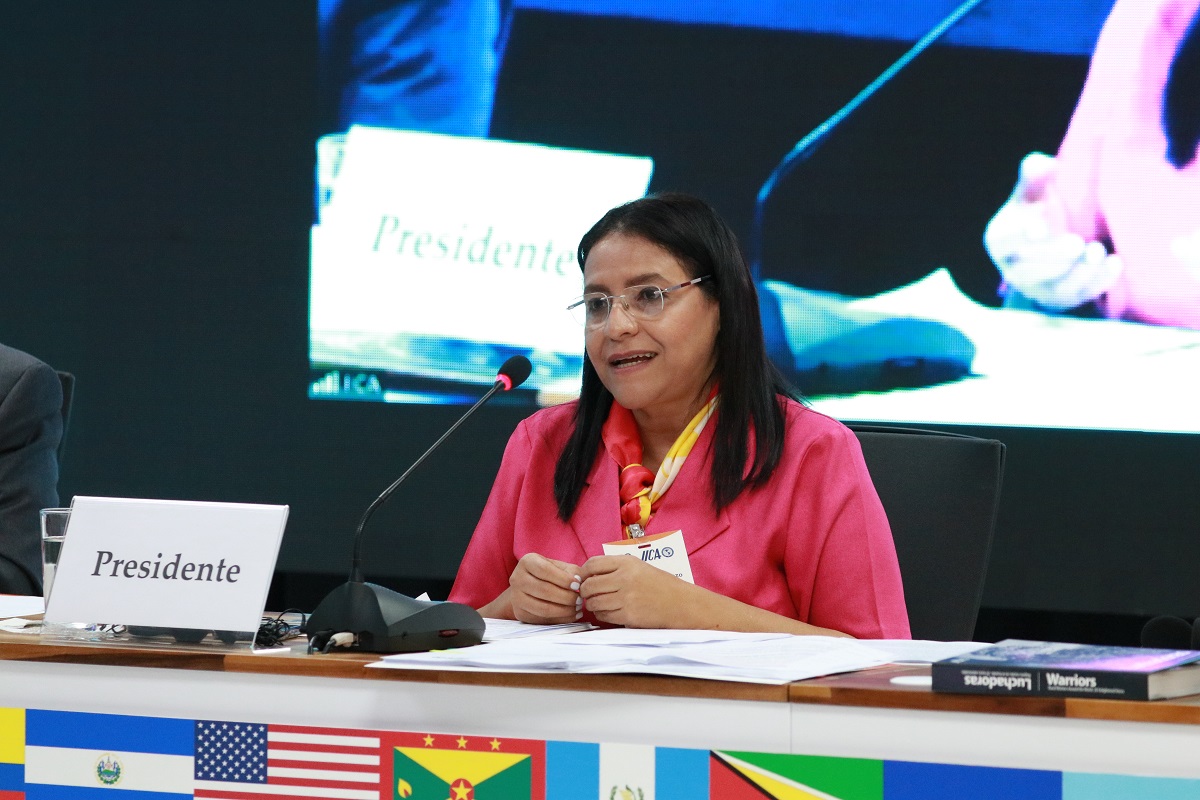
[[304, 580, 485, 653]]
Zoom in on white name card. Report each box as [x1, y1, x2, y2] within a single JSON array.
[[45, 497, 289, 633], [602, 529, 695, 584]]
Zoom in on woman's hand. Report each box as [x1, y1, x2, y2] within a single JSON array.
[[985, 152, 1123, 310], [578, 555, 695, 628], [506, 553, 582, 624], [579, 554, 853, 636]]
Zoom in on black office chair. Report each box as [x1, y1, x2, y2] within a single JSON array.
[[56, 370, 74, 463], [849, 424, 1006, 642]]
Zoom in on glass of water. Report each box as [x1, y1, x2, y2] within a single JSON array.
[[39, 507, 70, 599]]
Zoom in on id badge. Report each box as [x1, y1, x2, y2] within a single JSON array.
[[602, 529, 694, 584]]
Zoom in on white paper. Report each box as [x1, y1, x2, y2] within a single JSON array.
[[867, 639, 989, 663], [375, 632, 892, 684], [550, 628, 786, 646], [0, 594, 44, 619], [482, 618, 594, 641], [0, 618, 41, 633]]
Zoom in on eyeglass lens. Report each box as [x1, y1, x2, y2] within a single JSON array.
[[579, 286, 663, 327]]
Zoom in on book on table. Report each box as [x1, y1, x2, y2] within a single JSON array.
[[932, 639, 1200, 701]]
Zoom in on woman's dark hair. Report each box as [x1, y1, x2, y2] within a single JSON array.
[[553, 192, 798, 521], [1164, 9, 1200, 169]]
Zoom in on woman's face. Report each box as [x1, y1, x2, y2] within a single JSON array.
[[582, 233, 720, 424]]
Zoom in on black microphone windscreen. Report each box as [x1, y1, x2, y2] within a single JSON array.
[[497, 355, 533, 390], [1141, 615, 1192, 648]]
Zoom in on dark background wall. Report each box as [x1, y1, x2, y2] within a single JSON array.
[[4, 2, 1198, 640]]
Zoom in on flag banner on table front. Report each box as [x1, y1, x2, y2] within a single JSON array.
[[0, 708, 23, 800], [193, 720, 383, 799], [599, 742, 655, 800], [543, 742, 708, 800], [883, 761, 1060, 799], [654, 748, 708, 800], [1063, 772, 1200, 800], [23, 709, 194, 797], [386, 731, 545, 800], [711, 751, 883, 800], [546, 741, 597, 800]]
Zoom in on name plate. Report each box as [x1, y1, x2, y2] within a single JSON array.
[[46, 497, 289, 633]]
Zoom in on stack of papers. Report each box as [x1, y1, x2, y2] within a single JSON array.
[[482, 618, 594, 642], [370, 629, 950, 685], [0, 595, 45, 632]]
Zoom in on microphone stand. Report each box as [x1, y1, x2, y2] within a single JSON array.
[[305, 365, 527, 653], [348, 378, 511, 584], [748, 0, 990, 280]]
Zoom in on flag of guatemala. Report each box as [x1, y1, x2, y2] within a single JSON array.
[[24, 710, 194, 800], [546, 741, 710, 800]]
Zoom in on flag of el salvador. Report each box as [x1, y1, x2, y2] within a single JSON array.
[[24, 710, 194, 800]]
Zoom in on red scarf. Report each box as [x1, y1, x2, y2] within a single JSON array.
[[601, 402, 656, 535], [600, 388, 720, 538]]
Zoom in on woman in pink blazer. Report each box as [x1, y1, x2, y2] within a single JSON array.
[[449, 194, 910, 639]]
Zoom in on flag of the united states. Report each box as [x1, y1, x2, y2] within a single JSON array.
[[193, 720, 381, 800]]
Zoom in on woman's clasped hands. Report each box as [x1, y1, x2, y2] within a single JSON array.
[[578, 554, 695, 629], [507, 552, 695, 628], [506, 553, 583, 624]]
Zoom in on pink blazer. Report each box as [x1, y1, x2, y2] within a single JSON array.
[[449, 399, 911, 639]]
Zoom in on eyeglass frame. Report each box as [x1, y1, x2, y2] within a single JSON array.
[[566, 275, 712, 328]]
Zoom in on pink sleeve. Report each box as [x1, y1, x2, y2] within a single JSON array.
[[1051, 0, 1184, 241], [787, 424, 911, 639], [446, 421, 533, 609]]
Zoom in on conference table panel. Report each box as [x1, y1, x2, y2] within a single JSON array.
[[0, 636, 793, 755], [4, 635, 1200, 786]]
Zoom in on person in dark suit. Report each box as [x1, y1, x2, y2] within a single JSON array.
[[0, 343, 63, 595]]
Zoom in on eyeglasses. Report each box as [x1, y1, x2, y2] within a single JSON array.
[[567, 276, 711, 328]]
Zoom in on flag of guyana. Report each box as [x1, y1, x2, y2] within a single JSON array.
[[388, 732, 545, 800]]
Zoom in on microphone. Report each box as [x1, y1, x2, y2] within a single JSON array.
[[304, 355, 533, 653], [747, 0, 990, 279]]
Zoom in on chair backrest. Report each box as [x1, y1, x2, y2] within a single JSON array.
[[56, 370, 74, 463], [849, 424, 1006, 642]]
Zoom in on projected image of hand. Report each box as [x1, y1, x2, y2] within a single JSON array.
[[985, 152, 1124, 311]]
